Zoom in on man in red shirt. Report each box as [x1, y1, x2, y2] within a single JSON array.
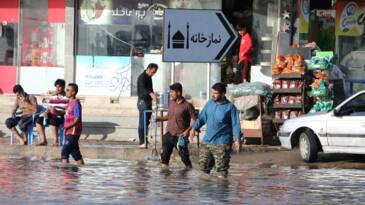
[[235, 24, 252, 83]]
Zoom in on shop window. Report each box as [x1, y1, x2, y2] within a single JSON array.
[[76, 0, 221, 56], [20, 0, 65, 67], [133, 24, 151, 52], [0, 23, 17, 66], [76, 0, 221, 99], [174, 63, 208, 99]]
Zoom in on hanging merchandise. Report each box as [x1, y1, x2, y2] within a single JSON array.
[[309, 100, 333, 113], [306, 56, 333, 71], [308, 80, 330, 98], [307, 52, 335, 113]]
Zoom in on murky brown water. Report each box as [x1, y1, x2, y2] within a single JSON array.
[[0, 157, 364, 204]]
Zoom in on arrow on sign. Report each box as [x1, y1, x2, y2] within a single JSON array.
[[163, 9, 238, 63], [214, 12, 237, 61]]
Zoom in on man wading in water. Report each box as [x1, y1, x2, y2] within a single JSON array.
[[157, 83, 196, 171], [190, 83, 241, 178]]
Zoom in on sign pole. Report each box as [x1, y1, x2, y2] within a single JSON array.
[[206, 63, 211, 101], [171, 62, 175, 84]]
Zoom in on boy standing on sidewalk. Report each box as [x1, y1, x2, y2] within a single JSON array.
[[61, 83, 84, 165], [235, 23, 252, 83]]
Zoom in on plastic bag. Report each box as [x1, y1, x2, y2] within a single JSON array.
[[308, 80, 329, 98], [309, 101, 333, 113], [288, 96, 296, 104], [275, 111, 282, 119], [227, 82, 271, 97], [290, 111, 298, 119], [282, 110, 290, 119], [243, 106, 260, 121], [289, 80, 297, 89], [273, 80, 282, 89], [281, 96, 289, 104], [307, 56, 332, 70], [230, 95, 258, 112]]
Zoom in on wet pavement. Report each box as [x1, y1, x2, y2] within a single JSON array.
[[0, 156, 365, 204]]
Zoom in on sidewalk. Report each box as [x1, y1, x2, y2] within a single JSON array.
[[0, 95, 207, 142], [0, 139, 283, 162]]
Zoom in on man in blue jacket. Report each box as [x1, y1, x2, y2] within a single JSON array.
[[190, 83, 242, 178]]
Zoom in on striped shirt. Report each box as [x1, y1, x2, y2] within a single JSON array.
[[64, 100, 82, 136], [48, 94, 69, 112]]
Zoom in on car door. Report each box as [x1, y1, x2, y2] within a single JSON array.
[[327, 93, 365, 147]]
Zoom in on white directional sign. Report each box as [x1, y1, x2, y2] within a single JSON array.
[[163, 9, 238, 63]]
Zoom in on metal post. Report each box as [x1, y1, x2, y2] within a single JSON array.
[[160, 110, 164, 144], [16, 0, 23, 84], [207, 63, 211, 101], [144, 110, 148, 149], [171, 62, 175, 84]]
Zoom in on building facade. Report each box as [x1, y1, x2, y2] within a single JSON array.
[[2, 0, 361, 98]]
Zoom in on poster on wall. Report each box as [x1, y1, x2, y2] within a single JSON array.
[[0, 66, 16, 94], [78, 0, 220, 25], [19, 67, 64, 94], [336, 1, 365, 36], [76, 56, 131, 96], [316, 10, 336, 51], [299, 0, 310, 33]]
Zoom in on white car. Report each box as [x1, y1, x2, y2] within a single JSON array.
[[279, 90, 365, 162]]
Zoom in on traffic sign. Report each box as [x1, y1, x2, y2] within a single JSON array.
[[163, 9, 238, 63]]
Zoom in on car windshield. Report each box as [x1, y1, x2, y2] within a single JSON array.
[[336, 92, 365, 116]]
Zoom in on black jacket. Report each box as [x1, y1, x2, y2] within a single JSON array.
[[137, 71, 153, 102]]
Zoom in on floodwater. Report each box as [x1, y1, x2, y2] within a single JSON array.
[[0, 157, 365, 205]]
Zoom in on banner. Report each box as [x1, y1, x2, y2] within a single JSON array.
[[0, 66, 16, 94], [0, 0, 19, 23], [78, 0, 220, 25], [336, 1, 365, 36], [76, 56, 131, 96], [19, 67, 64, 94], [299, 0, 310, 33]]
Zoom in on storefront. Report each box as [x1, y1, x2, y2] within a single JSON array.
[[0, 0, 65, 94], [295, 0, 365, 95], [75, 0, 222, 98], [0, 0, 282, 99]]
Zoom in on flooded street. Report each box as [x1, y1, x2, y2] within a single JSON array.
[[0, 156, 365, 204]]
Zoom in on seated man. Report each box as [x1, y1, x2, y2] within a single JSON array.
[[36, 79, 68, 146], [5, 85, 38, 145]]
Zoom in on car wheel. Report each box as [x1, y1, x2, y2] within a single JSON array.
[[299, 130, 318, 162]]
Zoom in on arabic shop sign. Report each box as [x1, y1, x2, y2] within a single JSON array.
[[336, 0, 365, 36], [79, 0, 167, 25], [163, 9, 238, 62]]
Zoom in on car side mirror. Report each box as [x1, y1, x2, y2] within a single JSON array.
[[333, 108, 341, 117]]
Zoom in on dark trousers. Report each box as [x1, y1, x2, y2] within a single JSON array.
[[61, 135, 83, 161], [234, 60, 251, 84], [5, 115, 33, 131], [161, 132, 192, 167], [137, 99, 152, 145]]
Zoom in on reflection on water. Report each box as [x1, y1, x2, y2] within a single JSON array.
[[0, 157, 365, 204]]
